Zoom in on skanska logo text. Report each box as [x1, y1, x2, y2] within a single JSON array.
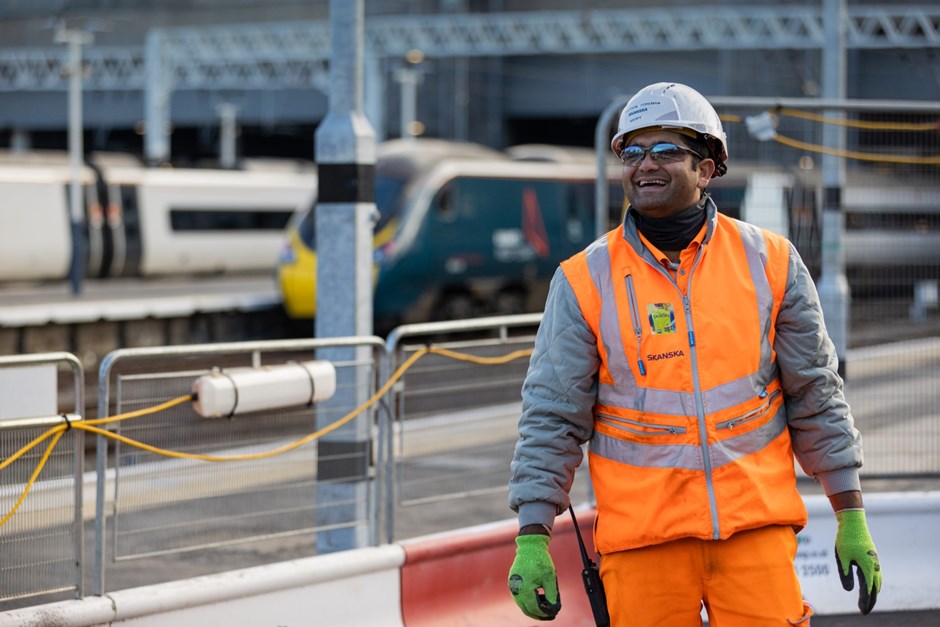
[[647, 350, 685, 362]]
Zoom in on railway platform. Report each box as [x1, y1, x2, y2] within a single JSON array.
[[0, 274, 298, 368], [0, 275, 280, 328]]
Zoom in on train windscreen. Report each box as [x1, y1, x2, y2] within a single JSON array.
[[297, 174, 408, 249]]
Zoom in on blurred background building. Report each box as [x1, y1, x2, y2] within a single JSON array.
[[0, 0, 937, 164]]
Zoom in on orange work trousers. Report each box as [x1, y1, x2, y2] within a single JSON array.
[[599, 525, 814, 627]]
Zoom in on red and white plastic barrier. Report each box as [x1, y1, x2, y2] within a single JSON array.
[[400, 505, 599, 627], [2, 494, 938, 626]]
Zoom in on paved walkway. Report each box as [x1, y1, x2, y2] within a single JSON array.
[[814, 610, 939, 626]]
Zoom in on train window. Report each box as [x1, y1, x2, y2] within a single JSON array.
[[568, 183, 599, 241], [432, 182, 457, 223], [170, 208, 294, 231], [375, 175, 408, 232], [119, 185, 142, 277], [292, 174, 406, 251], [297, 208, 315, 248]]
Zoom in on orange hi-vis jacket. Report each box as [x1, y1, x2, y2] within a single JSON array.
[[562, 208, 805, 554], [509, 198, 863, 555]]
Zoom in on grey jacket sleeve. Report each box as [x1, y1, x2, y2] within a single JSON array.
[[775, 243, 863, 496], [509, 267, 599, 529]]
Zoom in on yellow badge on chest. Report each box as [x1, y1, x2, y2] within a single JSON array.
[[647, 302, 677, 335]]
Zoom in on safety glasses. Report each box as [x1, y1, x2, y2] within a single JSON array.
[[619, 142, 704, 167]]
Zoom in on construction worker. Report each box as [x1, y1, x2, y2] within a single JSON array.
[[507, 82, 882, 626]]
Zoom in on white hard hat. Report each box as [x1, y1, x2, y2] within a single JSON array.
[[610, 82, 728, 176]]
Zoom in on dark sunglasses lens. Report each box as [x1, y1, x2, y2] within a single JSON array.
[[620, 146, 645, 164], [620, 143, 689, 165], [649, 144, 686, 160]]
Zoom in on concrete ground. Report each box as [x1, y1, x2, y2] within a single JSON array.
[[813, 610, 939, 626]]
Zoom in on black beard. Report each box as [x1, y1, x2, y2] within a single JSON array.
[[632, 197, 707, 251]]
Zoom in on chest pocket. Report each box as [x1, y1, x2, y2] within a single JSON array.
[[715, 389, 782, 434]]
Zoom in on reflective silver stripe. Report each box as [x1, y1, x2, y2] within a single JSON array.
[[638, 387, 697, 416], [708, 405, 787, 467], [591, 431, 703, 470], [599, 385, 696, 416], [585, 235, 641, 407], [591, 404, 787, 470], [703, 372, 763, 414], [735, 221, 776, 370]]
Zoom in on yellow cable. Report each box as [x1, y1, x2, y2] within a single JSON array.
[[75, 348, 432, 463], [776, 107, 940, 131], [0, 426, 63, 472], [86, 394, 195, 427], [772, 132, 940, 165], [0, 430, 64, 527], [719, 110, 939, 164], [0, 344, 534, 526], [426, 345, 532, 365]]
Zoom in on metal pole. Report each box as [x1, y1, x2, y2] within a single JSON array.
[[364, 51, 385, 141], [595, 95, 628, 239], [56, 25, 93, 296], [144, 29, 171, 165], [394, 49, 424, 140], [818, 0, 850, 378], [217, 103, 238, 169], [398, 66, 417, 140], [314, 0, 377, 553]]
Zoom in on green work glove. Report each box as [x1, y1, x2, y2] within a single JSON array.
[[508, 533, 561, 620], [834, 509, 882, 615]]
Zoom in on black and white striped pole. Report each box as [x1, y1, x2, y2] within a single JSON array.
[[314, 0, 377, 553]]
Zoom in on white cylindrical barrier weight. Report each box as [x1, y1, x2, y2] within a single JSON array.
[[192, 360, 337, 418]]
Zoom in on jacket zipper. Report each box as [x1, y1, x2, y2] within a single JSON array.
[[645, 244, 722, 540], [624, 274, 646, 375], [596, 412, 685, 436], [716, 389, 782, 430]]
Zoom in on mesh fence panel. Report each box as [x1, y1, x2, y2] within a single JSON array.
[[95, 339, 383, 593], [0, 355, 83, 611], [386, 318, 594, 541]]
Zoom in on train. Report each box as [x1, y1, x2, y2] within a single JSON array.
[[276, 138, 940, 330], [0, 149, 317, 283], [276, 139, 629, 327], [1, 140, 935, 330], [275, 139, 787, 327]]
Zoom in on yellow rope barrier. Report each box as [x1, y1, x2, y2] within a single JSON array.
[[772, 132, 940, 165], [0, 430, 64, 527], [776, 107, 940, 131], [425, 345, 533, 365], [0, 344, 534, 526], [0, 427, 62, 472], [718, 109, 940, 165]]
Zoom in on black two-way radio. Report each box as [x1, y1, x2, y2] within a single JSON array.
[[568, 506, 611, 627]]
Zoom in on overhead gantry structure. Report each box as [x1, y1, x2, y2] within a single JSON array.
[[0, 5, 938, 161]]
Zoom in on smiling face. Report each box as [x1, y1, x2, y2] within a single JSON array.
[[621, 129, 716, 219]]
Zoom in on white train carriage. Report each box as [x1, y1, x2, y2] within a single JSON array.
[[0, 150, 317, 282], [0, 158, 84, 281]]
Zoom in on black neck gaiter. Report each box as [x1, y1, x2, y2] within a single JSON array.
[[632, 197, 708, 252]]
